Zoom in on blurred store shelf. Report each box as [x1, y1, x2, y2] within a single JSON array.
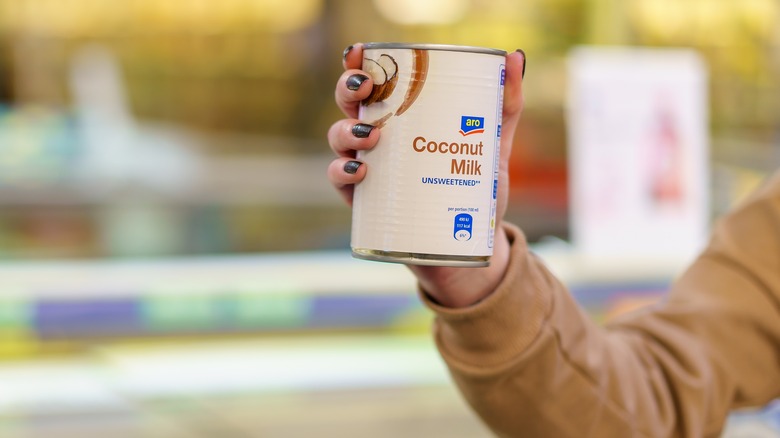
[[0, 241, 680, 361], [0, 250, 420, 355], [195, 154, 341, 206], [0, 334, 448, 412], [0, 154, 340, 207], [0, 336, 776, 437], [0, 334, 491, 438]]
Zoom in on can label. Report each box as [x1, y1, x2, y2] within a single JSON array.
[[351, 44, 506, 267]]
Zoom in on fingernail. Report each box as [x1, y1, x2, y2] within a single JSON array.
[[351, 123, 374, 138], [344, 160, 362, 175], [343, 45, 354, 62], [515, 49, 527, 79], [346, 74, 369, 91]]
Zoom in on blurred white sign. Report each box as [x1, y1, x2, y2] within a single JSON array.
[[566, 47, 709, 264]]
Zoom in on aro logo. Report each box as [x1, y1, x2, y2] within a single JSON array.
[[459, 116, 485, 136]]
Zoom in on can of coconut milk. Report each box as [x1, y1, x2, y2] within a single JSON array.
[[351, 43, 507, 267]]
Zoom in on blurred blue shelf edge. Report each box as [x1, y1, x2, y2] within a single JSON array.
[[0, 250, 423, 339], [0, 246, 677, 340]]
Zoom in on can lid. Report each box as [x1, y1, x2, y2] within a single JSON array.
[[362, 42, 506, 57]]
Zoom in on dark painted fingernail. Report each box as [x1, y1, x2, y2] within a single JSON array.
[[343, 45, 354, 62], [344, 160, 362, 175], [515, 49, 527, 79], [351, 123, 374, 138], [346, 74, 369, 91]]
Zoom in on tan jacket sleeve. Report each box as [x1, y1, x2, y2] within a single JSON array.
[[422, 172, 780, 438]]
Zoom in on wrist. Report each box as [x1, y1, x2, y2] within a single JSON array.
[[410, 224, 511, 308]]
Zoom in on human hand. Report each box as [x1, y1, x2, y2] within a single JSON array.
[[327, 44, 526, 308]]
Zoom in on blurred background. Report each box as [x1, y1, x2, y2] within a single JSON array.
[[0, 0, 778, 437]]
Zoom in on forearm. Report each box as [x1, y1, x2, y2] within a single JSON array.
[[420, 225, 652, 437], [422, 178, 780, 438]]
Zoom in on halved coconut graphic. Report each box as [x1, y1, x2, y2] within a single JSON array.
[[362, 53, 399, 106]]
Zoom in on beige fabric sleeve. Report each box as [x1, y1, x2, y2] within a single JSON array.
[[422, 172, 780, 438]]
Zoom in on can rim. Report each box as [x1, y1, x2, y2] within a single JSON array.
[[362, 42, 506, 56]]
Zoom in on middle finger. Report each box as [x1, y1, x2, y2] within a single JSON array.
[[327, 118, 380, 157]]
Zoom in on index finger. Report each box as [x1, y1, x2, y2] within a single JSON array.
[[342, 43, 364, 70]]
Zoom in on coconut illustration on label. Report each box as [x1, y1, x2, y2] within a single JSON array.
[[362, 54, 398, 106], [361, 50, 429, 128]]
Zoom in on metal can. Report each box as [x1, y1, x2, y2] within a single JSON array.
[[351, 43, 506, 267]]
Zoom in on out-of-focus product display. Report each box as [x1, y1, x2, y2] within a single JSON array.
[[566, 47, 710, 265], [352, 43, 505, 267]]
